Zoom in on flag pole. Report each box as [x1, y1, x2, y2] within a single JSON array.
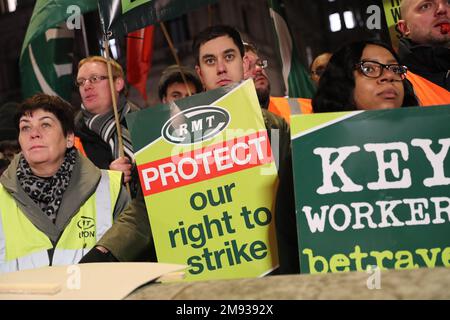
[[80, 15, 89, 57], [102, 36, 131, 195], [159, 21, 192, 96]]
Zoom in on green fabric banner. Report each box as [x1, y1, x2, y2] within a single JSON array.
[[20, 24, 74, 100], [291, 106, 450, 274], [20, 0, 98, 100], [127, 80, 279, 281], [20, 0, 98, 58], [98, 0, 218, 39], [267, 0, 315, 99]]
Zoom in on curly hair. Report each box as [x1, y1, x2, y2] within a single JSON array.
[[312, 40, 418, 113]]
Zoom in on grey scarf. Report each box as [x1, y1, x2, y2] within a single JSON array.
[[81, 96, 134, 161]]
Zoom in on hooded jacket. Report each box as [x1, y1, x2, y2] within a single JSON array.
[[398, 38, 450, 91]]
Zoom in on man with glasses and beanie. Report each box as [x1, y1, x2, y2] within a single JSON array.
[[243, 42, 313, 123], [74, 56, 139, 197], [243, 42, 272, 109]]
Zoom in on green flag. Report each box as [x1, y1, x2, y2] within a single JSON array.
[[20, 0, 98, 100], [98, 0, 218, 39], [268, 0, 315, 99]]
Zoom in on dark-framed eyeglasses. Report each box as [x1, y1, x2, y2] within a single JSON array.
[[75, 75, 109, 87], [250, 59, 268, 70], [355, 61, 407, 79], [256, 59, 268, 69]]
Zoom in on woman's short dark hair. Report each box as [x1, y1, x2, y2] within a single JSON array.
[[312, 40, 419, 113], [192, 25, 245, 66], [15, 93, 75, 137]]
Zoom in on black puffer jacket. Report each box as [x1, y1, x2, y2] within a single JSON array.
[[398, 38, 450, 91], [74, 101, 141, 169], [74, 101, 141, 198]]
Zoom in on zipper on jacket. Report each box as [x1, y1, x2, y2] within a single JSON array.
[[48, 244, 55, 266]]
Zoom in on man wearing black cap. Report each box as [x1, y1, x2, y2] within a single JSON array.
[[158, 65, 203, 103]]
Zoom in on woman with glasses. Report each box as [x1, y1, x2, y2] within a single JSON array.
[[276, 40, 419, 275], [312, 40, 419, 112]]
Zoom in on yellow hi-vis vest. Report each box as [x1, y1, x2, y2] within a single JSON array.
[[0, 170, 122, 274]]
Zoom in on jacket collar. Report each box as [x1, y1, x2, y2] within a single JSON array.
[[399, 37, 450, 73], [0, 150, 102, 242]]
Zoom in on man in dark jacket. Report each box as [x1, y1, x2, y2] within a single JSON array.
[[192, 25, 291, 173], [75, 56, 139, 193], [397, 0, 450, 91], [81, 25, 291, 267]]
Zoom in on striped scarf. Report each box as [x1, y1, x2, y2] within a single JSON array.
[[81, 96, 134, 161]]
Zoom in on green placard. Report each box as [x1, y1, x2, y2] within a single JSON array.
[[98, 0, 218, 38], [127, 80, 279, 281], [121, 0, 152, 14], [291, 105, 450, 274]]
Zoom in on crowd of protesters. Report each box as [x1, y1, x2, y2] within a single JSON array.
[[0, 0, 449, 275]]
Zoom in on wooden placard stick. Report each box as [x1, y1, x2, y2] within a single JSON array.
[[102, 38, 131, 195], [159, 21, 192, 97]]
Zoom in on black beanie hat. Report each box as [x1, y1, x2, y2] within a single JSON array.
[[158, 65, 204, 101]]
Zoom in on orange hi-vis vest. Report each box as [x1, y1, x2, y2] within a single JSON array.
[[268, 96, 313, 124], [407, 71, 450, 106], [269, 74, 449, 122], [74, 136, 87, 157]]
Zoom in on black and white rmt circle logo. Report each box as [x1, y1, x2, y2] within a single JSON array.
[[162, 106, 231, 145]]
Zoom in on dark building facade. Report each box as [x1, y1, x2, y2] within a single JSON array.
[[0, 0, 389, 107]]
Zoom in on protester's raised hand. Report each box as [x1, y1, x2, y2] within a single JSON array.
[[110, 156, 133, 183]]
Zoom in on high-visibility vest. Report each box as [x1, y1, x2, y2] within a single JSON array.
[[268, 97, 313, 124], [269, 75, 450, 118], [0, 170, 122, 274], [74, 136, 87, 157], [407, 71, 450, 106]]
